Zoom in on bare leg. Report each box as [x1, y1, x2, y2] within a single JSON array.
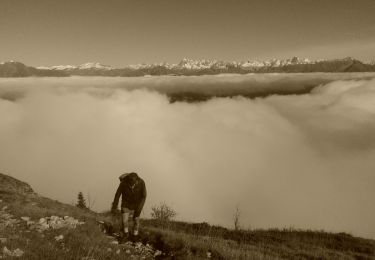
[[133, 217, 140, 235], [121, 212, 130, 235]]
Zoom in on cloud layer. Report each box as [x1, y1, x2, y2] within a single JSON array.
[[0, 74, 374, 239]]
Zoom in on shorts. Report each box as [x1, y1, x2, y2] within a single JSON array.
[[121, 207, 142, 218], [121, 207, 134, 214]]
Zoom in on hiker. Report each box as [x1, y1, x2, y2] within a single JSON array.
[[111, 172, 147, 240]]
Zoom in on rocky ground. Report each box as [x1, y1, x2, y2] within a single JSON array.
[[0, 200, 167, 259]]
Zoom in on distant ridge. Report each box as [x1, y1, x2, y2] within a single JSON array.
[[1, 57, 375, 77], [0, 61, 68, 77]]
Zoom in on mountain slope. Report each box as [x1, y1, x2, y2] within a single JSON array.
[[1, 172, 374, 259]]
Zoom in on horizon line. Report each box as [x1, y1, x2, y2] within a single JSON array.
[[2, 55, 374, 69]]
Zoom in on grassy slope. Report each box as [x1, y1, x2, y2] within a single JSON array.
[[0, 191, 125, 260], [140, 221, 375, 259], [1, 174, 375, 260]]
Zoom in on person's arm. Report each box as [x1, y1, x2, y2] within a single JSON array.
[[134, 181, 147, 217], [111, 183, 122, 212]]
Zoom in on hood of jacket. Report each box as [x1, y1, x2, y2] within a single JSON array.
[[119, 172, 138, 183]]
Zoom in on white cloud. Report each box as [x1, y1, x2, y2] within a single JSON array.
[[0, 75, 374, 239]]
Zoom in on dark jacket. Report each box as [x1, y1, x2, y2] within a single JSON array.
[[112, 173, 147, 217]]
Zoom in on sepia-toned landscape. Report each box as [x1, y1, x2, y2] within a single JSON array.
[[1, 0, 375, 259]]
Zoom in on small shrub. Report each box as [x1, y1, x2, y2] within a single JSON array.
[[151, 202, 177, 222]]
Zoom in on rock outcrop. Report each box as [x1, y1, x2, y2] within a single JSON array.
[[0, 173, 35, 195]]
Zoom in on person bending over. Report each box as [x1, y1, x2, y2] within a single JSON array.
[[111, 172, 147, 240]]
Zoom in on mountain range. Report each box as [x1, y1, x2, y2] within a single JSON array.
[[1, 57, 375, 77]]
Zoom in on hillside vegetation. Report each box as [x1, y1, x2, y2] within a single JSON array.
[[0, 172, 374, 259]]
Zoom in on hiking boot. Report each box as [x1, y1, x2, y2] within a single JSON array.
[[118, 232, 130, 244], [130, 234, 140, 243]]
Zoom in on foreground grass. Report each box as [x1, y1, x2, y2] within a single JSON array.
[[91, 213, 375, 260], [142, 223, 375, 259], [1, 181, 375, 259], [139, 220, 375, 259]]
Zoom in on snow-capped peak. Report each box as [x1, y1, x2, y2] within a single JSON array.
[[37, 62, 113, 70], [177, 58, 219, 69], [30, 56, 370, 73], [49, 65, 78, 70], [36, 66, 55, 70], [78, 62, 113, 70]]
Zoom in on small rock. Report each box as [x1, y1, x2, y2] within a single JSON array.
[[206, 251, 212, 258], [107, 248, 112, 252], [1, 206, 8, 211], [3, 246, 12, 256], [125, 249, 131, 254], [154, 250, 162, 256], [0, 199, 3, 203], [134, 242, 142, 249], [13, 248, 24, 257], [116, 249, 120, 254], [26, 220, 35, 226], [21, 216, 30, 222], [54, 235, 64, 241], [0, 238, 6, 244], [2, 247, 24, 257], [110, 241, 118, 245]]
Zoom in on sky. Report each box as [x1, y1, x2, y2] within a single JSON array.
[[1, 74, 375, 239], [0, 0, 375, 67]]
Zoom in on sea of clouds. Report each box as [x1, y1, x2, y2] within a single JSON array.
[[0, 74, 374, 239]]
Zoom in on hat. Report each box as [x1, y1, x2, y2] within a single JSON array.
[[119, 172, 138, 181]]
